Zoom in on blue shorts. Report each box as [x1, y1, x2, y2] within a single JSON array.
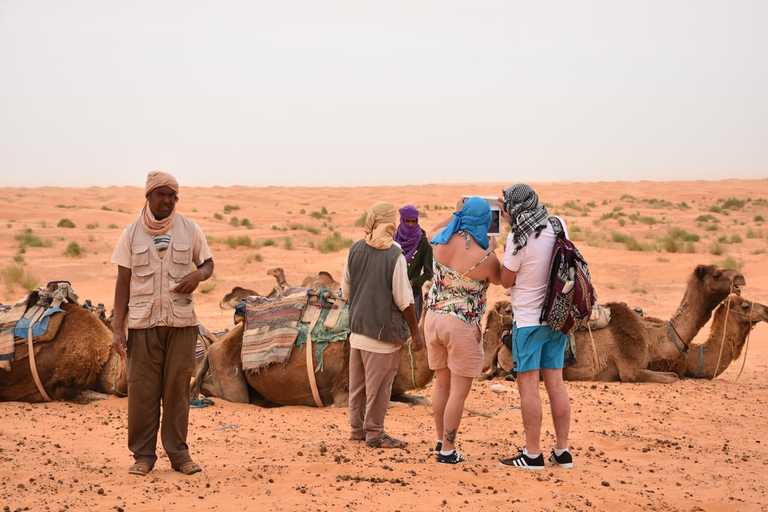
[[512, 323, 567, 373]]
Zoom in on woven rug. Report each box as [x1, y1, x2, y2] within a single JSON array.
[[0, 297, 29, 371], [242, 291, 308, 371]]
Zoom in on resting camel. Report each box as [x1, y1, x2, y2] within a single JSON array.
[[219, 268, 289, 309], [192, 298, 433, 407], [0, 302, 127, 402], [301, 271, 341, 292], [648, 294, 768, 379], [481, 301, 514, 379], [487, 265, 745, 383]]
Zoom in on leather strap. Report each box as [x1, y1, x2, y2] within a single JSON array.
[[27, 308, 52, 402], [302, 305, 324, 407]]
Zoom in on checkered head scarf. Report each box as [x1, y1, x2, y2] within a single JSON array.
[[502, 184, 549, 255]]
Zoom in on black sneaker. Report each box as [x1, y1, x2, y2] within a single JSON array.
[[433, 441, 442, 455], [437, 450, 467, 465], [499, 450, 545, 470], [548, 449, 573, 468]]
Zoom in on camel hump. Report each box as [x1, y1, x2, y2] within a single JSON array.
[[603, 302, 648, 361]]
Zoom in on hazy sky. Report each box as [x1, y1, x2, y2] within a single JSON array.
[[1, 1, 766, 188]]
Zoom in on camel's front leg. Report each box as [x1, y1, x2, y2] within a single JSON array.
[[207, 341, 249, 403], [618, 368, 680, 384]]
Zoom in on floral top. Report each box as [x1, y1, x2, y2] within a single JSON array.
[[427, 254, 491, 326]]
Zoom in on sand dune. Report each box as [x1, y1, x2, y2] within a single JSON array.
[[1, 179, 767, 511]]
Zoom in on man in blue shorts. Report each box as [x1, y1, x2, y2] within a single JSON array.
[[497, 184, 573, 470]]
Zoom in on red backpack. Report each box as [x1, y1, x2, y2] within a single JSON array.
[[539, 217, 597, 334]]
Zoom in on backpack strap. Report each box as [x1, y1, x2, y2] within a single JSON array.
[[549, 217, 566, 239]]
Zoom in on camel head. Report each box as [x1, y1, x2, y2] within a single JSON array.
[[219, 286, 258, 310], [693, 265, 746, 311], [483, 301, 513, 347], [97, 345, 128, 397], [267, 267, 285, 280], [716, 294, 768, 359]]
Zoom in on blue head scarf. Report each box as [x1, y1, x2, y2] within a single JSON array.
[[430, 197, 492, 249]]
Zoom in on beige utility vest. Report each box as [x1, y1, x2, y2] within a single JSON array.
[[126, 215, 199, 329]]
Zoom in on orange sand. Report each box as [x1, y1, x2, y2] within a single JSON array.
[[0, 179, 766, 511]]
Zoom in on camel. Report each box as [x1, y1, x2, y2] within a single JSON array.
[[192, 296, 433, 407], [481, 301, 514, 379], [486, 265, 746, 383], [648, 294, 768, 379], [301, 271, 341, 292], [0, 302, 127, 402], [219, 268, 289, 309]]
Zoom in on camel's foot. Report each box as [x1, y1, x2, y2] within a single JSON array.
[[71, 390, 110, 405], [620, 369, 680, 384], [391, 393, 431, 407]]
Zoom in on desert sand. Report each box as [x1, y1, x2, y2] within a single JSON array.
[[1, 179, 767, 512]]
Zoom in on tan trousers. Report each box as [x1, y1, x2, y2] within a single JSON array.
[[126, 325, 197, 468], [348, 347, 401, 442]]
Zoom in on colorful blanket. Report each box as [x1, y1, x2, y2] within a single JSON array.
[[242, 292, 309, 372], [0, 297, 29, 370]]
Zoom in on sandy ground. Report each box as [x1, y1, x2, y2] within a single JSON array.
[[1, 179, 767, 512]]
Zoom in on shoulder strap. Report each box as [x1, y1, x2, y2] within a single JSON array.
[[461, 251, 493, 279], [549, 217, 566, 239]]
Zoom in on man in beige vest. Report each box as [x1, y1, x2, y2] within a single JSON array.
[[111, 171, 213, 476]]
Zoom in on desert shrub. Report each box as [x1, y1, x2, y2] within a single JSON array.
[[696, 214, 719, 223], [708, 205, 722, 213], [318, 232, 354, 253], [612, 206, 623, 212], [703, 224, 718, 232], [101, 205, 112, 211], [199, 282, 216, 294], [309, 211, 323, 219], [751, 249, 766, 255], [587, 202, 596, 207], [284, 237, 293, 250], [354, 212, 368, 227], [612, 232, 644, 251], [719, 256, 744, 271], [717, 235, 728, 243], [224, 236, 252, 248], [722, 198, 745, 210], [321, 206, 328, 215], [754, 215, 764, 222], [746, 228, 760, 239], [191, 208, 197, 212], [287, 210, 292, 214], [240, 218, 253, 229], [3, 264, 37, 291], [55, 204, 76, 209], [754, 198, 768, 206], [13, 253, 24, 263], [657, 257, 670, 262], [620, 194, 636, 202], [16, 229, 51, 249], [58, 218, 75, 228], [708, 242, 725, 255], [730, 234, 743, 244], [246, 253, 263, 263], [645, 198, 673, 208], [618, 218, 626, 227], [628, 214, 658, 225], [601, 200, 609, 205], [108, 224, 119, 229], [300, 209, 306, 214], [86, 223, 99, 229], [213, 213, 223, 220], [223, 204, 240, 214], [307, 241, 315, 248], [630, 280, 646, 294], [262, 239, 276, 247], [667, 228, 699, 242], [230, 217, 240, 227], [677, 202, 690, 210], [64, 241, 83, 257]]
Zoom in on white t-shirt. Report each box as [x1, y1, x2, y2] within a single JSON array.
[[341, 243, 414, 354], [503, 217, 567, 327]]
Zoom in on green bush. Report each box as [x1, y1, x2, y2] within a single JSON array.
[[703, 224, 718, 232], [708, 205, 722, 213], [628, 214, 658, 225], [321, 206, 328, 215], [309, 211, 323, 219], [58, 218, 75, 228], [86, 222, 99, 229], [300, 209, 306, 214], [722, 198, 745, 210], [696, 214, 719, 223], [354, 212, 368, 227], [262, 239, 276, 247], [247, 253, 263, 263], [318, 232, 354, 253], [230, 217, 240, 227], [223, 204, 240, 214], [64, 241, 83, 257], [224, 236, 253, 248], [730, 234, 743, 244], [108, 224, 120, 229], [719, 256, 744, 271], [708, 242, 725, 255], [612, 232, 643, 251], [754, 215, 764, 222], [3, 264, 37, 291], [284, 237, 293, 250], [667, 227, 699, 242], [16, 229, 51, 249], [240, 218, 253, 229], [214, 213, 223, 220], [101, 205, 112, 211]]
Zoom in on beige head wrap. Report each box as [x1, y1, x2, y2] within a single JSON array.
[[364, 201, 396, 249], [141, 171, 180, 236]]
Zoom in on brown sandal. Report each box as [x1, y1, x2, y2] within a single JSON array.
[[128, 461, 152, 476], [174, 461, 202, 475], [366, 433, 407, 449]]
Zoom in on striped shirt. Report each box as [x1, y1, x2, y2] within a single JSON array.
[[153, 233, 171, 258]]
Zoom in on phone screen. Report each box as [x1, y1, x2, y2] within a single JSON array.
[[488, 209, 501, 236]]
